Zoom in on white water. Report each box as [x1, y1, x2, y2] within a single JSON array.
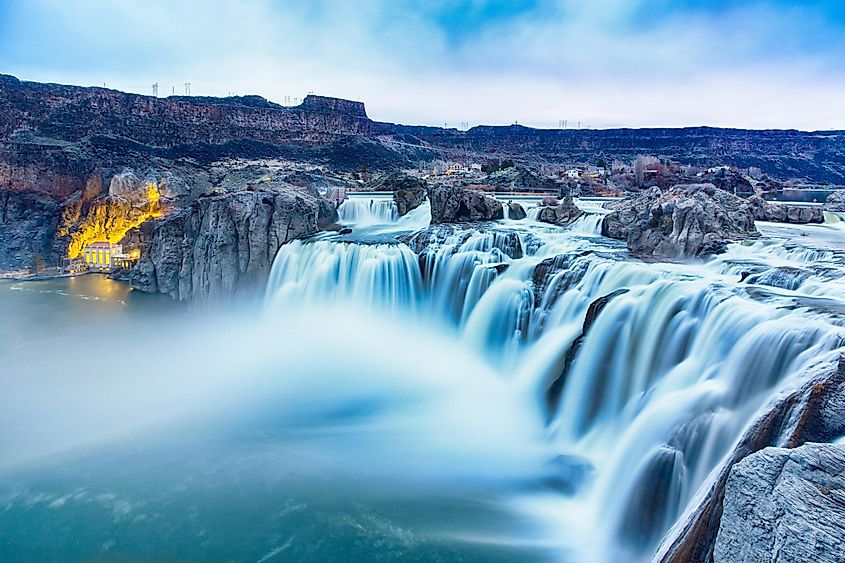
[[264, 196, 845, 561], [3, 197, 845, 562]]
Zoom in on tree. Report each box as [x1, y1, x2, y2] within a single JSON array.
[[31, 252, 45, 275]]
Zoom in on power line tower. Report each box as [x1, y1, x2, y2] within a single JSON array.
[[184, 82, 191, 95], [152, 83, 159, 97]]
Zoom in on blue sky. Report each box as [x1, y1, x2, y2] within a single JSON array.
[[1, 0, 843, 129]]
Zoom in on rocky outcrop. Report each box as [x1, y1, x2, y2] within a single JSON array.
[[427, 185, 503, 223], [382, 173, 427, 216], [130, 187, 323, 301], [486, 166, 559, 193], [602, 184, 758, 259], [656, 354, 845, 563], [0, 189, 64, 270], [713, 443, 845, 563], [748, 195, 824, 224], [507, 201, 527, 220], [825, 191, 845, 212], [537, 196, 584, 226]]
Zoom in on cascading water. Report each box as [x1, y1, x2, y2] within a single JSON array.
[[261, 196, 845, 561], [337, 193, 399, 225], [4, 195, 845, 562]]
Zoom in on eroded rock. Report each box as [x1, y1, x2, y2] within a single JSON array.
[[130, 187, 323, 301], [824, 191, 845, 212], [714, 443, 845, 563], [602, 184, 758, 259], [427, 185, 503, 223], [537, 196, 583, 226]]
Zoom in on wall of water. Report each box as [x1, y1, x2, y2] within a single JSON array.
[[264, 195, 845, 561]]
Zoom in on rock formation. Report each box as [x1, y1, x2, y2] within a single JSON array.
[[507, 201, 527, 220], [427, 185, 503, 223], [384, 173, 427, 216], [130, 187, 324, 301], [825, 190, 845, 212], [713, 443, 845, 563], [0, 189, 64, 270], [656, 354, 845, 563], [537, 196, 584, 226], [602, 184, 759, 259], [748, 195, 824, 224], [485, 166, 560, 193]]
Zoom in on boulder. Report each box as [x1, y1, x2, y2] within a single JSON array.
[[387, 173, 427, 216], [130, 187, 323, 301], [748, 195, 824, 224], [655, 354, 845, 563], [507, 201, 527, 220], [427, 185, 503, 223], [537, 196, 584, 226], [486, 166, 559, 193], [714, 443, 845, 563], [601, 184, 758, 259], [824, 191, 845, 212]]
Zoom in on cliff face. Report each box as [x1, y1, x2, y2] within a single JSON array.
[[0, 75, 371, 148], [377, 123, 845, 184], [130, 187, 324, 302]]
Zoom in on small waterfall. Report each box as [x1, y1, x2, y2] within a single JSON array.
[[266, 240, 422, 312], [824, 210, 845, 225], [337, 197, 399, 225], [568, 213, 604, 235]]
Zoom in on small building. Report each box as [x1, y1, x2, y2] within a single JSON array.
[[83, 242, 119, 271], [565, 169, 581, 179], [80, 242, 138, 272]]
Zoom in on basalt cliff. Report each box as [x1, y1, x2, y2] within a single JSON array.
[[2, 73, 845, 282]]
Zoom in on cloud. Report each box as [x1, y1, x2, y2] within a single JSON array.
[[0, 0, 843, 129]]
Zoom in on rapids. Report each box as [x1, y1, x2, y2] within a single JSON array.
[[2, 193, 845, 562]]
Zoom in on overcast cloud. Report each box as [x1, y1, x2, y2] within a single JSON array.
[[1, 0, 843, 129]]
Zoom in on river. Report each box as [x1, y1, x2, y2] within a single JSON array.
[[1, 194, 844, 562]]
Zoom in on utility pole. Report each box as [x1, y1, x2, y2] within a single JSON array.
[[152, 83, 159, 97]]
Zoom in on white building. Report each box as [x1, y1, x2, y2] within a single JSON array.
[[81, 241, 136, 271], [565, 169, 581, 179]]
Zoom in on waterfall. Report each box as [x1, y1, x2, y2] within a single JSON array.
[[259, 194, 845, 561], [337, 196, 399, 225]]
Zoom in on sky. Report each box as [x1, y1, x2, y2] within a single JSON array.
[[1, 0, 844, 130]]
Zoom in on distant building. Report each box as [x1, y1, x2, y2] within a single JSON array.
[[565, 169, 581, 179], [78, 242, 138, 272]]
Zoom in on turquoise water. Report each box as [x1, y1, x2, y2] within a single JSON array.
[[2, 202, 845, 562]]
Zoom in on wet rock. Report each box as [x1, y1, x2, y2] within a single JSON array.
[[427, 185, 503, 223], [130, 187, 323, 301], [714, 443, 845, 563], [748, 195, 824, 224], [745, 266, 810, 290], [537, 196, 584, 226], [824, 191, 845, 212], [507, 201, 527, 220], [656, 354, 845, 563], [602, 184, 759, 259], [403, 224, 527, 260], [386, 173, 427, 216]]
